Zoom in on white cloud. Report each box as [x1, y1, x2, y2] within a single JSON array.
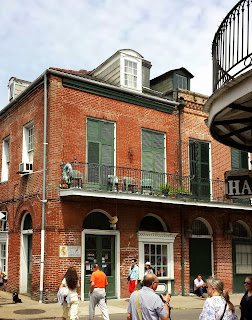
[[0, 0, 238, 107]]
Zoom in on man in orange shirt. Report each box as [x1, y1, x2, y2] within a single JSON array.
[[89, 264, 110, 320]]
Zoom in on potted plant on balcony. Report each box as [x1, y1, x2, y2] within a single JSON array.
[[160, 184, 170, 196], [176, 187, 192, 198]]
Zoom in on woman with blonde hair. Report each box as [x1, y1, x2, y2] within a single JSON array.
[[199, 277, 238, 320]]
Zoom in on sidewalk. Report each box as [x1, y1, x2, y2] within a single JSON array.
[[0, 290, 244, 319]]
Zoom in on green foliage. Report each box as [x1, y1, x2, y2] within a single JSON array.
[[160, 184, 191, 195]]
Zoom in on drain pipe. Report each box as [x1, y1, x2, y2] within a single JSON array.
[[39, 73, 48, 303], [178, 97, 185, 296]]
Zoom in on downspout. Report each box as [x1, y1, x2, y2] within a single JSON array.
[[39, 73, 48, 302], [178, 97, 185, 296], [181, 211, 185, 296], [178, 99, 185, 181]]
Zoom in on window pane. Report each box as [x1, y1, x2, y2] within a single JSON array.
[[143, 243, 168, 277]]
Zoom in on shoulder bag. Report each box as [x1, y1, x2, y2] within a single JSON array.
[[136, 290, 143, 320], [219, 303, 227, 320]]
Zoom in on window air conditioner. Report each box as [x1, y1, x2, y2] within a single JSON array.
[[19, 162, 33, 173]]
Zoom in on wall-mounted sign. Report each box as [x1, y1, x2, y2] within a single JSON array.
[[87, 253, 95, 261], [59, 246, 81, 258], [225, 170, 252, 198], [0, 211, 7, 221]]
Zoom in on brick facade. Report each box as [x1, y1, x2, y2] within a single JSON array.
[[0, 70, 251, 302]]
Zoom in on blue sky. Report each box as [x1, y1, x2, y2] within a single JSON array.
[[0, 0, 238, 109]]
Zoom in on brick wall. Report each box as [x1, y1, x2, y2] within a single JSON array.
[[0, 75, 251, 301]]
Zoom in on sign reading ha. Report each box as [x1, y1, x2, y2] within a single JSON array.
[[225, 170, 252, 198]]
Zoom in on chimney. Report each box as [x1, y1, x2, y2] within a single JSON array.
[[8, 77, 31, 103], [142, 59, 152, 88]]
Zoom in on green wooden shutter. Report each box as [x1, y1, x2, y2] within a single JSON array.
[[142, 129, 165, 188], [231, 148, 249, 170], [231, 149, 240, 170], [87, 119, 99, 139], [87, 118, 114, 186], [189, 140, 210, 199]]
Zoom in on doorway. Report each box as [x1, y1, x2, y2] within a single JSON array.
[[189, 219, 212, 292], [20, 212, 33, 294], [84, 234, 115, 299]]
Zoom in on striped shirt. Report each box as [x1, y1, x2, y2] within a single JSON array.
[[127, 286, 167, 320]]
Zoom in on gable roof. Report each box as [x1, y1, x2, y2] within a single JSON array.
[[150, 67, 194, 85]]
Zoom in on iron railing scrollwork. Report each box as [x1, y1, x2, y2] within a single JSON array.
[[59, 161, 241, 205], [212, 0, 252, 91]]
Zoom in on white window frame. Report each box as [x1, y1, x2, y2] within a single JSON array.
[[1, 136, 10, 182], [22, 121, 34, 164], [120, 54, 142, 92], [138, 231, 177, 292], [124, 59, 138, 89], [0, 217, 8, 273], [235, 243, 252, 274]]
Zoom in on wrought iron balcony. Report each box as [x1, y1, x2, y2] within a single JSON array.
[[212, 0, 252, 91], [60, 161, 250, 206]]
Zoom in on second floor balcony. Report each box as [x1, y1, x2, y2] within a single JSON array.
[[205, 0, 252, 152], [59, 161, 251, 207]]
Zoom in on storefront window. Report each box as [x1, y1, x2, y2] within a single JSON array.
[[236, 244, 252, 274], [144, 244, 168, 277]]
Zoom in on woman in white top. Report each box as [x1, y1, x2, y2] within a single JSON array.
[[144, 262, 154, 276], [199, 277, 238, 320], [59, 267, 79, 320]]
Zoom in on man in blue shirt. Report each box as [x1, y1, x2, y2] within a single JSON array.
[[127, 273, 170, 320], [128, 259, 139, 293]]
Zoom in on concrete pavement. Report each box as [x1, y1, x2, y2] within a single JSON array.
[[0, 290, 244, 319]]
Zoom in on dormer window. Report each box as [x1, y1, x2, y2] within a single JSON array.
[[124, 60, 137, 89], [175, 74, 188, 90]]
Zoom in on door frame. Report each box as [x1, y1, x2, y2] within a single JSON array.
[[81, 229, 120, 301], [20, 212, 33, 294], [189, 234, 214, 292]]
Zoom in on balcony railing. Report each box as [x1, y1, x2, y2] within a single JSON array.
[[59, 161, 250, 205], [212, 0, 252, 91]]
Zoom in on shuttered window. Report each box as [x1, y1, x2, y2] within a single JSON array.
[[87, 119, 114, 184], [142, 129, 165, 173], [189, 140, 210, 199], [231, 148, 249, 170]]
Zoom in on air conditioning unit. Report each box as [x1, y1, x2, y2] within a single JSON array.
[[19, 162, 33, 173]]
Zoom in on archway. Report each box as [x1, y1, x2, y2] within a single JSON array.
[[82, 211, 119, 301], [232, 221, 252, 293], [20, 212, 33, 294], [189, 218, 213, 292]]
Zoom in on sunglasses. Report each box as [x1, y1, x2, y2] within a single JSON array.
[[244, 282, 251, 285]]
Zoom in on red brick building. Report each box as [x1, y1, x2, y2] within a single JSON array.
[[0, 49, 251, 302]]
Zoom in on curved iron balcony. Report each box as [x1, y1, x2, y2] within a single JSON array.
[[205, 0, 252, 152], [213, 0, 252, 91]]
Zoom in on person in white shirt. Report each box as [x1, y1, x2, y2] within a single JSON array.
[[199, 277, 238, 320], [194, 274, 207, 297]]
